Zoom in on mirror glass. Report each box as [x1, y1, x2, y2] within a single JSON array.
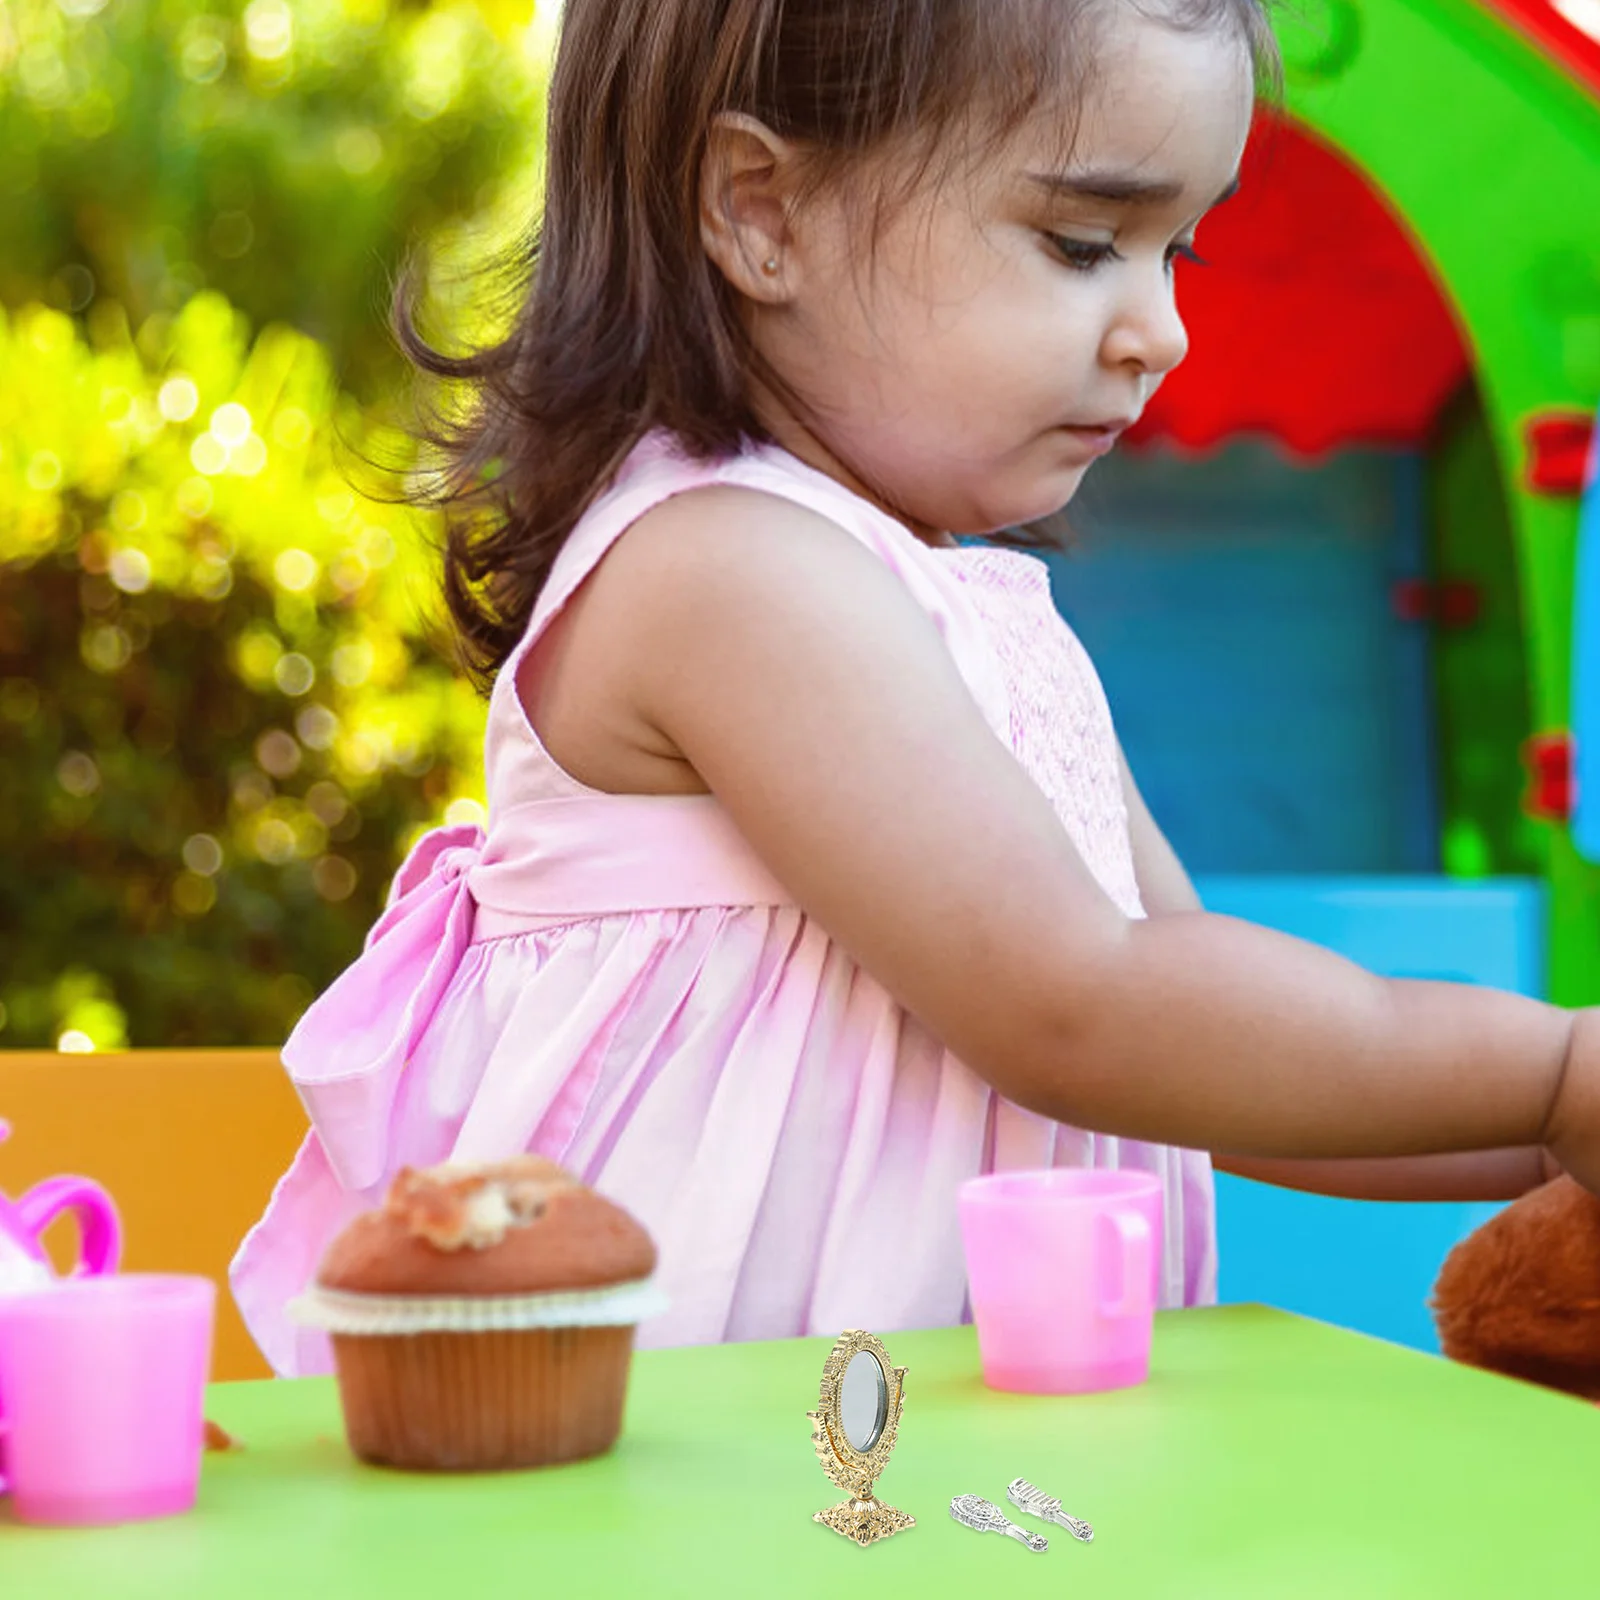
[[840, 1350, 888, 1453]]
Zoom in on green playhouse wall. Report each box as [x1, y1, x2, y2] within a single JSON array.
[[1427, 385, 1543, 882], [1279, 0, 1600, 1003]]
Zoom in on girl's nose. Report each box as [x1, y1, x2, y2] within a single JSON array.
[[1101, 273, 1189, 380]]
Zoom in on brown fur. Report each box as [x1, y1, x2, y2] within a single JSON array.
[[1430, 1175, 1600, 1401]]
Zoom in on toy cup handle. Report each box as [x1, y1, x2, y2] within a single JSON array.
[[12, 1178, 122, 1277], [1097, 1208, 1153, 1320]]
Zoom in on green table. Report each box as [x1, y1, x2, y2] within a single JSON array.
[[7, 1306, 1600, 1597]]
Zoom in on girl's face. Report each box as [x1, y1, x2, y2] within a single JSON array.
[[747, 11, 1255, 540]]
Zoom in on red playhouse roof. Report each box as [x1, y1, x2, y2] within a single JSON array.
[[1128, 1, 1598, 459], [1482, 0, 1600, 100], [1125, 114, 1472, 457]]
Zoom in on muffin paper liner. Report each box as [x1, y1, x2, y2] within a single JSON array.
[[289, 1275, 667, 1335], [329, 1324, 635, 1471]]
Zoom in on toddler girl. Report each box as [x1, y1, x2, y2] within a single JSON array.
[[234, 0, 1600, 1376]]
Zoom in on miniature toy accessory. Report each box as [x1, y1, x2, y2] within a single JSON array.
[[1007, 1476, 1094, 1542], [0, 1118, 125, 1506], [0, 1120, 122, 1283], [0, 1274, 215, 1524], [958, 1168, 1162, 1393], [949, 1494, 1049, 1553], [806, 1329, 915, 1546]]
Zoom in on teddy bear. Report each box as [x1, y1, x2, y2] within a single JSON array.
[[1430, 1174, 1600, 1401]]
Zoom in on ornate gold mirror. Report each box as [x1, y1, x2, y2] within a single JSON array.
[[806, 1329, 914, 1546]]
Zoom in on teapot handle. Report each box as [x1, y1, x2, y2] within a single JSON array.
[[12, 1178, 122, 1277]]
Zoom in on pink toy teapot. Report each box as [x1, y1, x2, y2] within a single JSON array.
[[0, 1120, 122, 1288], [0, 1119, 123, 1496]]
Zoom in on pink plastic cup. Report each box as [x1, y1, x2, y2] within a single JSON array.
[[958, 1168, 1163, 1394], [0, 1274, 216, 1526]]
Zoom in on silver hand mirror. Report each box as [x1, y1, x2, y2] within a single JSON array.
[[949, 1494, 1049, 1553], [806, 1329, 914, 1546]]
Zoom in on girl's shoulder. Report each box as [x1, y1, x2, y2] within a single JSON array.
[[560, 430, 927, 586], [506, 429, 968, 671], [482, 430, 1011, 797]]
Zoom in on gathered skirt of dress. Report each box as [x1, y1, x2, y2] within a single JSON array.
[[232, 889, 1216, 1377]]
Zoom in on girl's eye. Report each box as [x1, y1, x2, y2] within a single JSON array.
[[1047, 235, 1209, 274], [1048, 235, 1121, 272]]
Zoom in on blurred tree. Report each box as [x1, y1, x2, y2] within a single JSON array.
[[0, 294, 490, 1049], [0, 0, 545, 398], [0, 0, 551, 1049]]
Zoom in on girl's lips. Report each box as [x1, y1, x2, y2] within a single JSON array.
[[1058, 421, 1130, 457]]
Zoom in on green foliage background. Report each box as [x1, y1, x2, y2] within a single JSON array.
[[0, 0, 549, 1049]]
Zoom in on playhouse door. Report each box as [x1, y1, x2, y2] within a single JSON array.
[[1054, 441, 1440, 876]]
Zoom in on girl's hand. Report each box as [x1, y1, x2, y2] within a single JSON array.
[[1539, 1146, 1565, 1185], [1545, 1008, 1600, 1198]]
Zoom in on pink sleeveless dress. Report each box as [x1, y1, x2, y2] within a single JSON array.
[[231, 431, 1218, 1377]]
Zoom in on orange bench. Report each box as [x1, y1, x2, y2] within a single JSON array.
[[0, 1049, 308, 1380]]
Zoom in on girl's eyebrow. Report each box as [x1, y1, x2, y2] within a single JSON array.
[[1025, 170, 1242, 208]]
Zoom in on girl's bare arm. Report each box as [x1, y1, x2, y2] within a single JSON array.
[[586, 488, 1597, 1190], [1208, 1146, 1549, 1200], [1117, 744, 1557, 1202]]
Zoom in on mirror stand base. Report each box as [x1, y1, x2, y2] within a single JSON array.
[[814, 1494, 916, 1547]]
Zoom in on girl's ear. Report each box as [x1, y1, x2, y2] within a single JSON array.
[[699, 112, 802, 303]]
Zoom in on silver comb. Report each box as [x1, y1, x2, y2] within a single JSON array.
[[1007, 1477, 1094, 1543], [949, 1494, 1049, 1552]]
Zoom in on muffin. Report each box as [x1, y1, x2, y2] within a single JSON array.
[[291, 1156, 664, 1470]]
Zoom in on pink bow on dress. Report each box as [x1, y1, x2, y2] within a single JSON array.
[[281, 824, 485, 1191]]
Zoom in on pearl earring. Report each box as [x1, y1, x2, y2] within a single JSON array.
[[761, 257, 779, 275]]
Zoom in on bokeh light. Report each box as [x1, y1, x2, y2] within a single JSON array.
[[3, 0, 534, 1047]]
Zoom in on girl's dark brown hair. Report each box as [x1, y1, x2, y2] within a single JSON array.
[[397, 0, 1278, 687]]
